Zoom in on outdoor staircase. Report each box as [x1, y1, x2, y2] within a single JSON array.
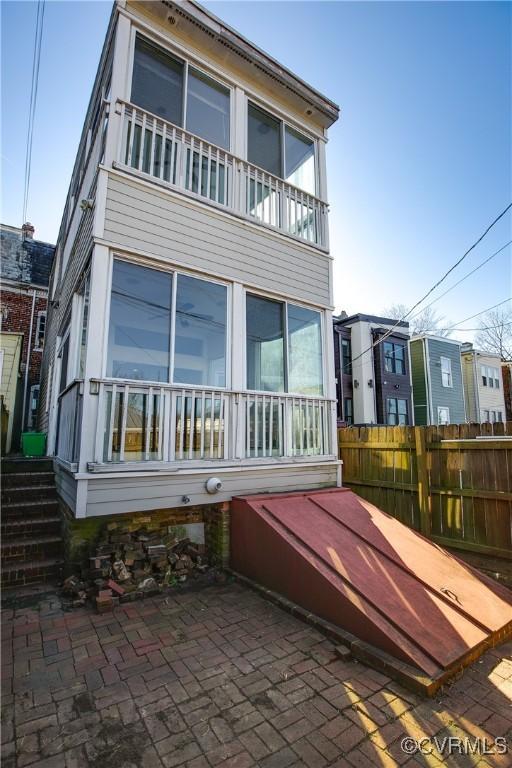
[[1, 458, 64, 592]]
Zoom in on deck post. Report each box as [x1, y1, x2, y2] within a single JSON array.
[[414, 426, 431, 537]]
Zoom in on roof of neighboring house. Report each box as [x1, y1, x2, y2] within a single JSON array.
[[460, 343, 503, 361], [410, 334, 462, 346], [333, 313, 409, 330], [0, 224, 55, 289]]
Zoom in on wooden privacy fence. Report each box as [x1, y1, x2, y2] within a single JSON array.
[[338, 423, 512, 560]]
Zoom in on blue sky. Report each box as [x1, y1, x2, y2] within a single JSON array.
[[2, 1, 511, 332]]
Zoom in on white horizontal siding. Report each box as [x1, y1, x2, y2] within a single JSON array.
[[103, 172, 331, 306], [84, 463, 337, 517], [55, 464, 78, 512]]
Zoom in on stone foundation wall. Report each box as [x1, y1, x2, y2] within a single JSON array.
[[60, 502, 231, 576]]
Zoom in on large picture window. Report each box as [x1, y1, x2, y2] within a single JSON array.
[[106, 260, 227, 387], [247, 102, 316, 194], [131, 35, 230, 149], [246, 294, 323, 395]]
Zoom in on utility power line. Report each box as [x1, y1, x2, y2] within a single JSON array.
[[429, 322, 512, 333], [346, 203, 512, 371], [22, 0, 45, 225], [409, 240, 512, 320], [445, 297, 511, 330]]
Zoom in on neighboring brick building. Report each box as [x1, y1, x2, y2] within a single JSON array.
[[0, 223, 55, 452]]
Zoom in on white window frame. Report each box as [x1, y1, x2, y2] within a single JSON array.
[[129, 29, 235, 153], [437, 406, 450, 425], [243, 287, 325, 397], [246, 98, 319, 195], [440, 356, 452, 388], [34, 310, 47, 351], [104, 254, 232, 390]]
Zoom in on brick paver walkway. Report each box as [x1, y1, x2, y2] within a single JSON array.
[[2, 582, 511, 768]]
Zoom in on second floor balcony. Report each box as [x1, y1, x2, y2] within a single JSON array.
[[115, 99, 328, 249]]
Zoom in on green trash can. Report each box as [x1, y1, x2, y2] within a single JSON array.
[[21, 432, 47, 457]]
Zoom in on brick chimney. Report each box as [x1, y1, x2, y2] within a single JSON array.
[[22, 222, 35, 239]]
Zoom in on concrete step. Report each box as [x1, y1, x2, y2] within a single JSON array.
[[1, 558, 64, 588], [1, 484, 58, 504], [1, 535, 64, 566], [1, 515, 62, 540]]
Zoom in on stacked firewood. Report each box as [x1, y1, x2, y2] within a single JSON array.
[[62, 527, 210, 611]]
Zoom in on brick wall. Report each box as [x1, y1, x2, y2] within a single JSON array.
[[1, 286, 48, 429]]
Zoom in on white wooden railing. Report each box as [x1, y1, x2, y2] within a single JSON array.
[[116, 100, 328, 248], [56, 381, 82, 464], [90, 380, 333, 465]]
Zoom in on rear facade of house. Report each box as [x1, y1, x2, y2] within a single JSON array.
[[410, 335, 466, 425], [40, 0, 341, 519], [461, 344, 506, 424]]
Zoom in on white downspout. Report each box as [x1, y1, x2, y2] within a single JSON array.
[[21, 289, 36, 433]]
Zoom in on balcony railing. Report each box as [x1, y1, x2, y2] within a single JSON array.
[[116, 101, 328, 248], [87, 380, 333, 467]]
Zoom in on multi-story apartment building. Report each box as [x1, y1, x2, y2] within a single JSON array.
[[461, 343, 506, 423], [40, 0, 341, 519], [0, 222, 54, 452], [333, 313, 413, 425], [410, 335, 466, 425]]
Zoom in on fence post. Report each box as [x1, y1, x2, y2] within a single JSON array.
[[414, 427, 431, 537]]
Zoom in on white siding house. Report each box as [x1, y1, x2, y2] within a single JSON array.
[[461, 344, 506, 423], [41, 0, 341, 518]]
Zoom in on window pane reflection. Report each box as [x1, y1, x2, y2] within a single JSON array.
[[107, 261, 172, 382], [186, 68, 230, 149], [288, 304, 323, 395], [173, 275, 227, 387], [131, 36, 183, 124], [285, 127, 315, 195], [246, 295, 285, 392], [248, 103, 281, 177]]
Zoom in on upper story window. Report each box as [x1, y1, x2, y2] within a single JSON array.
[[34, 311, 46, 350], [246, 294, 323, 396], [383, 341, 405, 375], [341, 338, 351, 374], [248, 103, 316, 194], [481, 364, 499, 388], [440, 356, 452, 388], [106, 259, 227, 388], [131, 35, 230, 150]]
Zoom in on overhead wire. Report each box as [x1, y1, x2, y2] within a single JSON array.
[[22, 0, 46, 225]]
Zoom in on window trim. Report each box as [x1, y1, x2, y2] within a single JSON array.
[[34, 310, 47, 351], [383, 341, 406, 376], [440, 355, 453, 388], [130, 30, 234, 153], [247, 98, 318, 194], [386, 397, 408, 426], [244, 288, 325, 397], [340, 337, 351, 375], [437, 406, 450, 425], [104, 254, 232, 389]]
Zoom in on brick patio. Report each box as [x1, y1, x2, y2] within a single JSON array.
[[2, 582, 511, 768]]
